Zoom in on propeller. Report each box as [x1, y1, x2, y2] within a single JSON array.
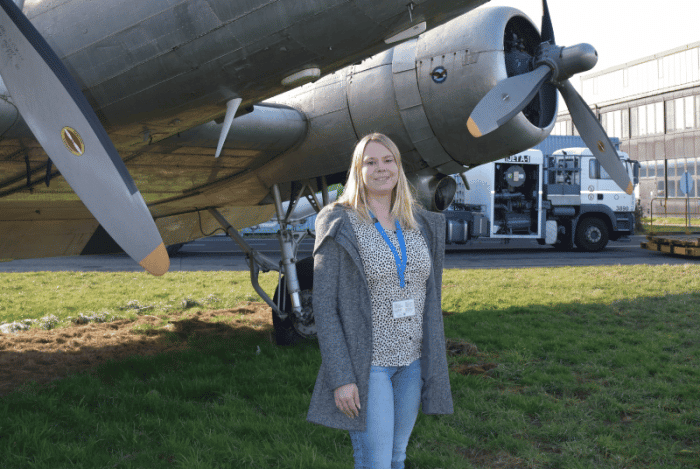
[[467, 0, 633, 195], [0, 0, 169, 275]]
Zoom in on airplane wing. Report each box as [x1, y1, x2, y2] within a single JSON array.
[[0, 0, 489, 265], [0, 2, 628, 267]]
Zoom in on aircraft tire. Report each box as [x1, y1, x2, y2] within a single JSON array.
[[272, 256, 316, 346]]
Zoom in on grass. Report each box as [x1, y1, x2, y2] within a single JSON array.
[[2, 266, 700, 468], [0, 271, 278, 329], [644, 217, 700, 225], [642, 217, 700, 234]]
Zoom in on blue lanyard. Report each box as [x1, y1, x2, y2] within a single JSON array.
[[369, 210, 407, 288]]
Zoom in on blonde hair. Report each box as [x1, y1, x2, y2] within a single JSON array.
[[336, 133, 418, 230]]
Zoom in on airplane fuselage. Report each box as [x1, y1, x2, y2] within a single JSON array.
[[15, 0, 485, 148], [0, 0, 561, 262]]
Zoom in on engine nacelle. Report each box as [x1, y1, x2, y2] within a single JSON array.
[[229, 6, 558, 206], [345, 5, 556, 169], [407, 170, 457, 212]]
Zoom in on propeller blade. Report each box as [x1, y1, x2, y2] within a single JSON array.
[[0, 0, 169, 275], [467, 65, 551, 137], [558, 80, 633, 194], [541, 0, 555, 44]]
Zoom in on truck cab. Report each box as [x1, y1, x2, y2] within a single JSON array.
[[549, 147, 638, 250]]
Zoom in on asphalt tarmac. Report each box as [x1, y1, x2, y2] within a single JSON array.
[[1, 235, 696, 273]]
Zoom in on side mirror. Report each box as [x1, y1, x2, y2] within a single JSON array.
[[632, 160, 640, 185]]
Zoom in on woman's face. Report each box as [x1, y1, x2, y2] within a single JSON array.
[[361, 141, 399, 199]]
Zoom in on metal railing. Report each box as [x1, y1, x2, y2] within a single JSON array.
[[648, 197, 700, 234]]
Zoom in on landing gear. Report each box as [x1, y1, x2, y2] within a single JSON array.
[[272, 257, 315, 346], [575, 217, 608, 252], [207, 177, 330, 347], [268, 180, 327, 346]]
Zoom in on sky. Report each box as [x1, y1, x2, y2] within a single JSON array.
[[486, 0, 700, 88]]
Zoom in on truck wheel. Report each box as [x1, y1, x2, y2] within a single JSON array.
[[272, 257, 316, 346], [575, 218, 609, 252]]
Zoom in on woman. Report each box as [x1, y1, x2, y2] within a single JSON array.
[[307, 133, 453, 469]]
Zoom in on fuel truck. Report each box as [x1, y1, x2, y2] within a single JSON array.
[[444, 148, 640, 251]]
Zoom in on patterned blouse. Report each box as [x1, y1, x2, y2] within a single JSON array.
[[347, 209, 431, 366]]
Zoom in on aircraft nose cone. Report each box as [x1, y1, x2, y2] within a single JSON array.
[[560, 43, 598, 77]]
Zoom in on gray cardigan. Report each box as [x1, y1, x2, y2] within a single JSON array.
[[307, 204, 454, 431]]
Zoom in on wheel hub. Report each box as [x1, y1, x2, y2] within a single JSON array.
[[585, 226, 602, 243]]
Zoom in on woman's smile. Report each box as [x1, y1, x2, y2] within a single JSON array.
[[362, 141, 398, 197]]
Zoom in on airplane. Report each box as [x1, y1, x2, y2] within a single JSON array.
[[0, 0, 631, 344]]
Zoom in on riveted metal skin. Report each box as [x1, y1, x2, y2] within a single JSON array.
[[0, 0, 168, 273], [0, 3, 566, 262], [19, 0, 485, 138], [259, 6, 555, 192], [414, 6, 556, 166]]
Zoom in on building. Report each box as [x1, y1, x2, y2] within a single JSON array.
[[552, 41, 700, 215]]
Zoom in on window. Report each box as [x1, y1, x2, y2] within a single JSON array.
[[601, 111, 624, 139], [675, 97, 685, 130], [631, 106, 638, 137], [685, 160, 697, 197], [552, 120, 571, 136], [667, 158, 677, 177], [613, 110, 622, 138], [647, 161, 655, 178], [666, 100, 675, 132], [685, 96, 695, 129], [655, 102, 664, 134], [589, 160, 611, 180], [668, 179, 676, 197], [639, 161, 647, 178], [657, 161, 665, 178], [622, 108, 630, 138], [680, 51, 688, 84], [647, 103, 656, 135], [639, 104, 647, 135]]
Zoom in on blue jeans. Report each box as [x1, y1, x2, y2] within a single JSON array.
[[349, 358, 422, 469]]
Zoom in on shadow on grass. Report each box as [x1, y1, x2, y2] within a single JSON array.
[[2, 291, 699, 467], [0, 303, 284, 397]]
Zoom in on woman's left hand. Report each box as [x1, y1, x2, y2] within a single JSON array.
[[334, 383, 361, 419]]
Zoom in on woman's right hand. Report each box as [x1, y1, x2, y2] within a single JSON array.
[[334, 383, 361, 419]]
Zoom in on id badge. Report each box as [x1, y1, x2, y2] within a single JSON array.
[[392, 299, 415, 319]]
